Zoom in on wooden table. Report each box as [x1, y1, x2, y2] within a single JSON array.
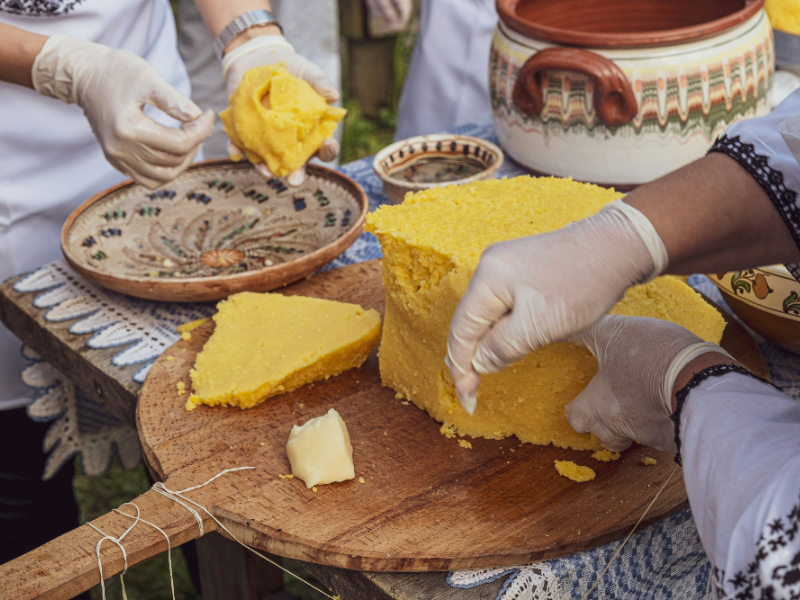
[[0, 265, 510, 600]]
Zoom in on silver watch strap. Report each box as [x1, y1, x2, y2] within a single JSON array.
[[213, 9, 282, 61]]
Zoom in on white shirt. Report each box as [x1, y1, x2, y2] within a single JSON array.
[[0, 0, 191, 410]]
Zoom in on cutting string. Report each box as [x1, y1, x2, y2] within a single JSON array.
[[85, 466, 339, 600], [580, 463, 679, 600]]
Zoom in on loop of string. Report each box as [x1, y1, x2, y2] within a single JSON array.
[[580, 463, 679, 600], [85, 466, 339, 600]]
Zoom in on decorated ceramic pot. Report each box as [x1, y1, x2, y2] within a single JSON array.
[[711, 266, 800, 354], [491, 0, 774, 187]]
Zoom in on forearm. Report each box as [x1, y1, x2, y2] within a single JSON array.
[[677, 371, 800, 596], [625, 152, 800, 275], [0, 23, 47, 88], [193, 0, 280, 54]]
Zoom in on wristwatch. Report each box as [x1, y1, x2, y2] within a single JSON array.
[[214, 9, 282, 61]]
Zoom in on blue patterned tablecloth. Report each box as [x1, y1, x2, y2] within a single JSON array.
[[16, 120, 800, 599]]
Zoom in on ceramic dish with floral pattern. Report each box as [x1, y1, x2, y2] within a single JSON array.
[[711, 265, 800, 354], [62, 160, 367, 302]]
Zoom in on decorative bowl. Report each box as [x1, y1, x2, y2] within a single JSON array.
[[710, 265, 800, 354], [372, 134, 504, 204], [491, 0, 772, 188], [61, 160, 367, 302]]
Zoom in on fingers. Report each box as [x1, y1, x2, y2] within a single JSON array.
[[148, 79, 203, 122], [566, 387, 632, 452], [297, 62, 341, 104], [446, 275, 512, 413], [134, 109, 214, 155], [254, 162, 274, 180], [317, 138, 340, 163]]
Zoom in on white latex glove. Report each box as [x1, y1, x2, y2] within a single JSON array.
[[567, 315, 733, 453], [446, 200, 669, 415], [31, 34, 214, 190], [221, 35, 342, 187]]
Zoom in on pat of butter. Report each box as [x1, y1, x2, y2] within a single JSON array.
[[287, 408, 355, 489]]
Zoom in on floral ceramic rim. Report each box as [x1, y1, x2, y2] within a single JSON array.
[[710, 265, 800, 321], [372, 134, 504, 202], [61, 160, 368, 303]]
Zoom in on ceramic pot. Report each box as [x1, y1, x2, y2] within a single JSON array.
[[491, 0, 774, 187], [373, 134, 504, 204], [711, 266, 800, 354]]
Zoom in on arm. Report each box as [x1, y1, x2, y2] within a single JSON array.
[[567, 314, 800, 598], [192, 0, 281, 49], [0, 22, 46, 88]]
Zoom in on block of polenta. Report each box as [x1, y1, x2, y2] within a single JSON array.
[[220, 65, 346, 177], [365, 176, 725, 451], [186, 292, 381, 410]]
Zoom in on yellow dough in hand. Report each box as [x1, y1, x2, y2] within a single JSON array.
[[220, 65, 347, 177]]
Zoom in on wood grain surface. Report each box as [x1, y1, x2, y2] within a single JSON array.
[[0, 260, 768, 598]]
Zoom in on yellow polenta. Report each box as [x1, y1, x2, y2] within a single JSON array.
[[365, 176, 725, 451], [219, 65, 346, 177], [186, 292, 381, 410]]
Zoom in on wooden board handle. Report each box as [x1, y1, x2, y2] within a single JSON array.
[[512, 47, 638, 126], [0, 488, 212, 600]]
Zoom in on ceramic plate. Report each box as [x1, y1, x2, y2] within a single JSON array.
[[62, 160, 367, 302]]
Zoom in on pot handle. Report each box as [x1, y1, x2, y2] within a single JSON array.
[[512, 47, 638, 127]]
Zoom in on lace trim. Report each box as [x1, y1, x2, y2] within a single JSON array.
[[670, 364, 777, 466], [709, 134, 800, 261]]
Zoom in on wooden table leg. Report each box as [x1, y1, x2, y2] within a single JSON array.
[[196, 532, 287, 600]]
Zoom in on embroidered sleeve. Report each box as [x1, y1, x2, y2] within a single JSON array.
[[677, 369, 800, 600], [670, 364, 777, 466]]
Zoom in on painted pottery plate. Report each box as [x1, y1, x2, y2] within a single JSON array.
[[61, 160, 368, 302]]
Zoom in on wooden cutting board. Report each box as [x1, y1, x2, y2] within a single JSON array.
[[135, 259, 768, 571], [2, 260, 768, 600]]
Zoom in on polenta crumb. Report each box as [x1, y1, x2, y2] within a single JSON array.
[[312, 486, 318, 493], [166, 356, 175, 361], [278, 474, 294, 479], [181, 331, 192, 341], [642, 456, 657, 466], [358, 477, 365, 484], [185, 398, 199, 411], [458, 439, 472, 449], [440, 422, 457, 439], [554, 460, 596, 482], [592, 449, 621, 462], [177, 318, 210, 333]]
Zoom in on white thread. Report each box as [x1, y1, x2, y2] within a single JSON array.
[[580, 464, 679, 600], [114, 503, 175, 600], [86, 466, 340, 600]]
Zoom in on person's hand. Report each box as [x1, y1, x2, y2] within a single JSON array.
[[31, 34, 214, 190], [567, 315, 733, 452], [446, 200, 669, 415], [221, 35, 341, 186], [364, 0, 413, 34]]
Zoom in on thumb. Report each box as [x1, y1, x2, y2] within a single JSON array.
[[149, 79, 203, 122], [566, 378, 632, 452], [302, 63, 340, 103]]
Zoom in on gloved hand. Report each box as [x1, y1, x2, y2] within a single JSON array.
[[221, 35, 341, 186], [446, 200, 669, 415], [567, 315, 733, 452], [32, 34, 214, 190]]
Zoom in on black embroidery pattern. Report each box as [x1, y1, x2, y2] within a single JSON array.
[[709, 134, 800, 282], [0, 0, 84, 16], [712, 489, 800, 600], [670, 364, 778, 466]]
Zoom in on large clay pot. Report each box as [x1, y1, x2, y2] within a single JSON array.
[[491, 0, 774, 187]]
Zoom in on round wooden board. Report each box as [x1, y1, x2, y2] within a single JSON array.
[[137, 260, 768, 572]]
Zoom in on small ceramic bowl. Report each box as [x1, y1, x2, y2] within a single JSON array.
[[711, 265, 800, 354], [373, 134, 504, 204]]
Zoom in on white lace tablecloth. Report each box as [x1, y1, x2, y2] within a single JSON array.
[[14, 121, 800, 598]]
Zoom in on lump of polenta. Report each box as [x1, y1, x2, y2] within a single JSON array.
[[555, 460, 596, 482], [592, 450, 621, 462], [365, 176, 726, 452], [220, 65, 346, 177], [642, 456, 658, 466], [186, 292, 381, 410]]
